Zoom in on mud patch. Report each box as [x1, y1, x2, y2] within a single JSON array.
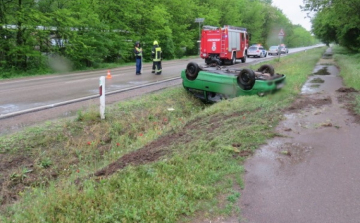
[[285, 94, 332, 112], [336, 87, 360, 124], [92, 112, 244, 178], [336, 87, 358, 93], [277, 142, 313, 165]]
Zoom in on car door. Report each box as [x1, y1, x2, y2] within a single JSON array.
[[259, 47, 264, 57]]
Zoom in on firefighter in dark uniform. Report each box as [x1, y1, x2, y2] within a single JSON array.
[[134, 41, 142, 75], [151, 41, 162, 75]]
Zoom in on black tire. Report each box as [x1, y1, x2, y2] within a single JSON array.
[[257, 64, 275, 76], [241, 56, 246, 63], [185, 62, 200, 80], [237, 69, 255, 90], [205, 58, 211, 65], [230, 53, 236, 65]]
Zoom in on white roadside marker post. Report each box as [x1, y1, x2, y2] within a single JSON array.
[[99, 76, 105, 119]]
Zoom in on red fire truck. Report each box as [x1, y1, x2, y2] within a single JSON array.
[[200, 25, 250, 65]]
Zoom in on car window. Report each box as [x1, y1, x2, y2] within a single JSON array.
[[249, 46, 257, 50], [270, 46, 277, 50]]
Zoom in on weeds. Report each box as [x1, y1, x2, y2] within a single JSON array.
[[0, 47, 330, 222]]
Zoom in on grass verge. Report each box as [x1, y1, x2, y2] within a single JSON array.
[[0, 47, 326, 222], [332, 45, 360, 114]]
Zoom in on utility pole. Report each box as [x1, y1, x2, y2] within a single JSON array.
[[195, 18, 205, 55], [278, 28, 285, 61]]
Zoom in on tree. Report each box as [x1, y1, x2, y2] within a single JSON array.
[[302, 0, 360, 51]]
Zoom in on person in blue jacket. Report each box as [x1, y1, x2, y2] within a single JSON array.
[[134, 41, 142, 75]]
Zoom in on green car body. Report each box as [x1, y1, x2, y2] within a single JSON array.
[[181, 62, 286, 102]]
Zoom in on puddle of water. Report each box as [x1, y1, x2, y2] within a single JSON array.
[[284, 113, 296, 119], [301, 65, 338, 94], [301, 83, 319, 94], [0, 104, 19, 114], [310, 77, 325, 83], [309, 84, 320, 88], [257, 148, 277, 159], [313, 67, 330, 75], [322, 53, 333, 59], [0, 102, 46, 115]]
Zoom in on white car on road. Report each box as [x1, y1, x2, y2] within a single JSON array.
[[247, 45, 267, 58]]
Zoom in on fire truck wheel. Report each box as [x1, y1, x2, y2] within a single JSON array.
[[257, 64, 275, 76], [237, 69, 255, 90], [186, 62, 200, 80], [241, 56, 246, 63], [231, 53, 236, 65]]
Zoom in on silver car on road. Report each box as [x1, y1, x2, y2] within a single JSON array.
[[268, 46, 280, 55]]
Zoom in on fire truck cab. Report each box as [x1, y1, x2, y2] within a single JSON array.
[[200, 25, 250, 66]]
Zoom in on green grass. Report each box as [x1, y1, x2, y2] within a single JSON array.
[[333, 46, 360, 90], [0, 47, 335, 222], [332, 45, 360, 114]]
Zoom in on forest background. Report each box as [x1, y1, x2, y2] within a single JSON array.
[[1, 0, 358, 77]]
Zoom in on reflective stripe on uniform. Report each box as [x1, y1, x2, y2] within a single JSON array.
[[153, 47, 161, 61]]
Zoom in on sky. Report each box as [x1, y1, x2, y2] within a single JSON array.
[[271, 0, 313, 31]]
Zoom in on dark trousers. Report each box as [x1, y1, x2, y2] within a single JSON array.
[[136, 58, 142, 74], [152, 61, 162, 74]]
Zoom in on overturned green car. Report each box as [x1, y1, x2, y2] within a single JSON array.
[[181, 62, 286, 102]]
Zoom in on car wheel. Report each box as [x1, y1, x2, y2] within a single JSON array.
[[237, 69, 255, 90], [257, 64, 275, 76], [185, 62, 200, 80]]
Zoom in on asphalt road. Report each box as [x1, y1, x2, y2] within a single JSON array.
[[0, 45, 319, 119], [0, 58, 200, 118]]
